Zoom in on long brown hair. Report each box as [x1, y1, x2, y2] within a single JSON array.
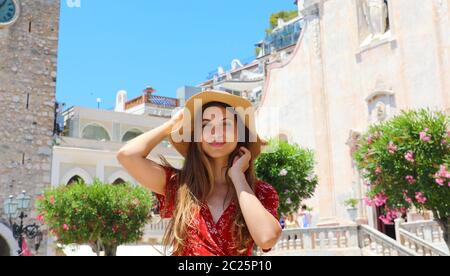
[[161, 101, 257, 255]]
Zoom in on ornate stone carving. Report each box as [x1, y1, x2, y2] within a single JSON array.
[[362, 0, 389, 40], [374, 101, 387, 121], [366, 88, 396, 124]]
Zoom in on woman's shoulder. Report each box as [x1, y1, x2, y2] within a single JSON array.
[[254, 179, 279, 200], [254, 179, 279, 217]]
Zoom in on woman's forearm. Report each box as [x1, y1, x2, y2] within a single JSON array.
[[230, 172, 282, 250]]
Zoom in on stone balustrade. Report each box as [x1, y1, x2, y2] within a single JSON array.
[[398, 228, 448, 256], [145, 217, 448, 256], [357, 224, 417, 256], [399, 220, 444, 243]]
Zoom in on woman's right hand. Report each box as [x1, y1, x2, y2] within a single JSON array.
[[167, 108, 184, 132]]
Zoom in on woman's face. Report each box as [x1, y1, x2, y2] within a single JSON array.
[[201, 105, 238, 160]]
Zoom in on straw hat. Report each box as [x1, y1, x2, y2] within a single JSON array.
[[168, 90, 265, 158]]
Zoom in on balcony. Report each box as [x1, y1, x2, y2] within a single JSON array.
[[125, 94, 179, 110]]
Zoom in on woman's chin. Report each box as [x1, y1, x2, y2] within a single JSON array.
[[204, 145, 235, 159]]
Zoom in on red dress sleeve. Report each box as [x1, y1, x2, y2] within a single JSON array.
[[255, 180, 280, 219], [154, 166, 178, 219]]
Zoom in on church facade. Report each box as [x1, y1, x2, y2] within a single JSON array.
[[257, 0, 450, 228]]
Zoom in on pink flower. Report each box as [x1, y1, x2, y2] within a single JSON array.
[[419, 130, 431, 142], [404, 151, 415, 163], [374, 192, 388, 207], [386, 209, 398, 221], [434, 165, 450, 186], [49, 196, 55, 205], [375, 166, 382, 175], [387, 142, 397, 154], [436, 178, 445, 186], [63, 224, 69, 231], [37, 215, 45, 223], [363, 196, 374, 207], [415, 192, 427, 204], [405, 175, 416, 185], [379, 215, 393, 225], [403, 191, 413, 204], [438, 165, 450, 178], [279, 169, 288, 177]]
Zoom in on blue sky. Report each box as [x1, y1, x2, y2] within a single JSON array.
[[56, 0, 296, 109]]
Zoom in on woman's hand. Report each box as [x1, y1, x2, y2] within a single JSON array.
[[228, 147, 252, 178], [166, 108, 184, 133]]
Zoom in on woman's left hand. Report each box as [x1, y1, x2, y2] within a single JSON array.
[[228, 147, 251, 178]]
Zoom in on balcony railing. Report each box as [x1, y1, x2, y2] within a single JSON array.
[[125, 94, 179, 110]]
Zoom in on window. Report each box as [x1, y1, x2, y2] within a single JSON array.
[[82, 124, 111, 141], [112, 178, 126, 185], [122, 129, 144, 142], [67, 175, 85, 186]]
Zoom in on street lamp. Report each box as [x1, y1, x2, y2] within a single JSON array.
[[3, 191, 43, 256], [3, 195, 18, 223]]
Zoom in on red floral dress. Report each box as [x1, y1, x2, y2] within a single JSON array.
[[155, 166, 280, 256]]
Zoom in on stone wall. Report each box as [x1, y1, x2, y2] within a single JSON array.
[[0, 0, 60, 255]]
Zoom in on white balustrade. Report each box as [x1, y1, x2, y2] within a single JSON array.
[[398, 228, 448, 256]]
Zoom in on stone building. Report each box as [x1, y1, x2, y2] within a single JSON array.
[[0, 0, 60, 255], [257, 0, 450, 231]]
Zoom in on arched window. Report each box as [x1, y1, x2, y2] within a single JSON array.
[[112, 178, 126, 185], [122, 129, 144, 142], [67, 175, 85, 186], [82, 124, 111, 141]]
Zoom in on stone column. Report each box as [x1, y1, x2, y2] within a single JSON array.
[[303, 1, 338, 224]]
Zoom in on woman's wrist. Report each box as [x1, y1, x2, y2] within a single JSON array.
[[161, 120, 176, 135], [229, 170, 245, 183]]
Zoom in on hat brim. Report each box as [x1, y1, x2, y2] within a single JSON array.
[[168, 91, 265, 159]]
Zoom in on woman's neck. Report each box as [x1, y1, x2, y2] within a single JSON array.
[[210, 155, 229, 186]]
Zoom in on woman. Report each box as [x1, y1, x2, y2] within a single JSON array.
[[285, 213, 299, 230], [117, 91, 281, 256]]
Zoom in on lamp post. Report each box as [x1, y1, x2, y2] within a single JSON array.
[[3, 191, 43, 256]]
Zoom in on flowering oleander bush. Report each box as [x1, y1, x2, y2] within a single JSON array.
[[353, 109, 449, 249], [255, 139, 318, 216], [37, 179, 153, 256]]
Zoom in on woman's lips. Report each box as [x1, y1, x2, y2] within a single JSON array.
[[209, 142, 226, 148]]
